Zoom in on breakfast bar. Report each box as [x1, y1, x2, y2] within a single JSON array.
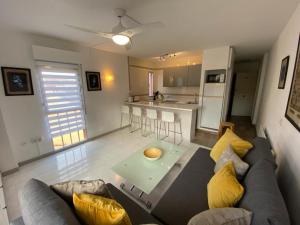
[[125, 101, 199, 142]]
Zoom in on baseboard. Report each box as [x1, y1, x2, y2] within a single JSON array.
[[2, 167, 19, 177], [18, 125, 130, 168]]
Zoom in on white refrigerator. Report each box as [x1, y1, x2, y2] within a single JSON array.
[[198, 83, 225, 130]]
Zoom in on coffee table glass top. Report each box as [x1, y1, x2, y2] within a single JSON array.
[[112, 141, 185, 194]]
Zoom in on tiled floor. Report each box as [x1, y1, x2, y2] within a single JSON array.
[[3, 127, 202, 222]]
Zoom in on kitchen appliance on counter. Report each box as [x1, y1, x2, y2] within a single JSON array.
[[198, 69, 226, 130]]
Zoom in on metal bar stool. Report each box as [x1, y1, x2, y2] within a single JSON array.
[[144, 109, 159, 138], [159, 111, 183, 145], [131, 107, 144, 134], [120, 105, 131, 129]]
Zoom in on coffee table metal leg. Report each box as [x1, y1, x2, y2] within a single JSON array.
[[120, 183, 152, 209]]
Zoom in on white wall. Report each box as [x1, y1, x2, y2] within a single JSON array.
[[252, 53, 269, 124], [256, 4, 300, 224], [0, 109, 17, 172], [0, 29, 129, 170], [129, 67, 152, 96]]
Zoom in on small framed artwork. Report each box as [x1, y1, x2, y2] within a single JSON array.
[[286, 35, 300, 131], [278, 56, 290, 89], [1, 67, 34, 96], [86, 71, 102, 91]]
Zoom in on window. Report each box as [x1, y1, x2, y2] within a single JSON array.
[[38, 62, 86, 150], [148, 71, 154, 96]]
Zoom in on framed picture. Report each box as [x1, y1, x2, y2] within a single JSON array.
[[286, 35, 300, 131], [278, 56, 290, 89], [1, 67, 34, 96], [86, 71, 102, 91]]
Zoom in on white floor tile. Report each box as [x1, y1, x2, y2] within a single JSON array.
[[3, 128, 201, 221]]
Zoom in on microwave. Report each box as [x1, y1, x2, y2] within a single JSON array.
[[206, 73, 225, 83]]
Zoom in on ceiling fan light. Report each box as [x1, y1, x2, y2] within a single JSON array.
[[112, 34, 130, 45]]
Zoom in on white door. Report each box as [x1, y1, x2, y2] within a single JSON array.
[[231, 72, 258, 116], [200, 97, 223, 129]]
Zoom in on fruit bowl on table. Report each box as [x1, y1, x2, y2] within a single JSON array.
[[143, 148, 162, 161]]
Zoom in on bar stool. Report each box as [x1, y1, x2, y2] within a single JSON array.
[[131, 107, 144, 133], [159, 111, 183, 145], [144, 109, 159, 138], [120, 105, 131, 129]]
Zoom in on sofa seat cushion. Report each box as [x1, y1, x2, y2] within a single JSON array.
[[151, 148, 215, 225], [238, 159, 290, 225], [19, 179, 81, 225], [106, 183, 164, 225]]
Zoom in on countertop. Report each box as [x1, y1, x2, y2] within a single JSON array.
[[125, 101, 199, 111]]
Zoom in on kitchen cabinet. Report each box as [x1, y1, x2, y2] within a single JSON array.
[[187, 64, 201, 86], [163, 66, 187, 87], [163, 67, 177, 87], [163, 64, 201, 87]]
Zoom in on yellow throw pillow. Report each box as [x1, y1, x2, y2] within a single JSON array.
[[207, 161, 244, 208], [210, 129, 253, 162], [73, 193, 132, 225]]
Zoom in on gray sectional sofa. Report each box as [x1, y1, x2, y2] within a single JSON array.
[[11, 137, 290, 225]]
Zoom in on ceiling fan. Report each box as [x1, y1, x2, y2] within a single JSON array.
[[66, 8, 164, 49]]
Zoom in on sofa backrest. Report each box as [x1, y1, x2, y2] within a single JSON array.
[[238, 138, 290, 225], [19, 179, 81, 225], [243, 137, 275, 166]]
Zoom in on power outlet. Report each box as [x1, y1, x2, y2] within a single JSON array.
[[30, 136, 43, 143]]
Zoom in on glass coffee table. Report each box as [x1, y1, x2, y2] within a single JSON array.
[[112, 140, 185, 208]]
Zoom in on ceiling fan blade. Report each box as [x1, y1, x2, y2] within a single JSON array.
[[121, 22, 164, 37], [125, 39, 132, 50], [65, 24, 113, 39]]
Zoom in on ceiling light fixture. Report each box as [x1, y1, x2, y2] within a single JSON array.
[[159, 53, 177, 61], [112, 34, 130, 45]]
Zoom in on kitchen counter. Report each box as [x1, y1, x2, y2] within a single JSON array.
[[125, 101, 199, 111], [125, 101, 199, 142]]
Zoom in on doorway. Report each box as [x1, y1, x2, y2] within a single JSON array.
[[227, 61, 261, 140]]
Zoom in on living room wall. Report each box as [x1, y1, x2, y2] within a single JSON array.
[[0, 29, 129, 171], [256, 3, 300, 224]]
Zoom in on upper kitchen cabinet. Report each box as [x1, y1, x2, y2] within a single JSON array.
[[163, 67, 176, 87], [163, 66, 188, 87], [187, 64, 201, 86], [163, 65, 201, 87]]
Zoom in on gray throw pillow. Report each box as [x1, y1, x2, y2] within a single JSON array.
[[188, 208, 252, 225], [51, 179, 112, 204], [214, 145, 249, 177]]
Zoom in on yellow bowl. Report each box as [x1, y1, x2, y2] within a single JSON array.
[[143, 148, 162, 161]]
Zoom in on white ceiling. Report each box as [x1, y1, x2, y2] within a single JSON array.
[[0, 0, 299, 60]]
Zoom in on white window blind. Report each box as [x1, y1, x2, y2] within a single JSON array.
[[38, 62, 86, 138]]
